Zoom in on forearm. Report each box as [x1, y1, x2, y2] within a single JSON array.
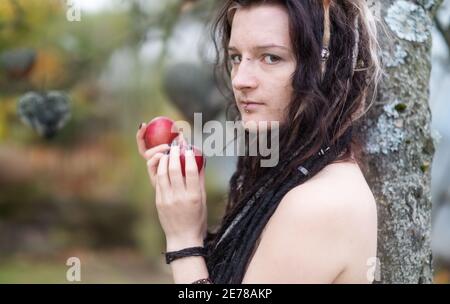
[[167, 239, 210, 284]]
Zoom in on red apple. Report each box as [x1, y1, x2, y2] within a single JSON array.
[[179, 144, 205, 177], [143, 116, 179, 149]]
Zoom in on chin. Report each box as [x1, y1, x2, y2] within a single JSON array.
[[240, 115, 277, 133]]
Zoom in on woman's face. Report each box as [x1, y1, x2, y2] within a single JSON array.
[[228, 4, 296, 131]]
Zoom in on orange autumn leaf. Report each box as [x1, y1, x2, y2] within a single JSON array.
[[29, 49, 67, 87]]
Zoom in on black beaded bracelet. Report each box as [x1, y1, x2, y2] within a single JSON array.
[[164, 246, 207, 264]]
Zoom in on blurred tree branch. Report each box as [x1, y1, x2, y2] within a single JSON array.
[[434, 16, 450, 55]]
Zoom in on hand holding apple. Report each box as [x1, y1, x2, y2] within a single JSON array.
[[136, 117, 208, 245], [137, 116, 206, 188], [152, 140, 208, 245]]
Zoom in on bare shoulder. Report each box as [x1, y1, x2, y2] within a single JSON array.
[[242, 161, 378, 284], [280, 161, 378, 282], [285, 160, 377, 220]]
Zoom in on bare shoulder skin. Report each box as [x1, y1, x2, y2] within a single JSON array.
[[241, 160, 378, 284]]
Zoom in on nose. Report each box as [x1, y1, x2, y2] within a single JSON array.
[[231, 58, 258, 91]]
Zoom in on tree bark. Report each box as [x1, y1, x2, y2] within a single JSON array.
[[361, 0, 443, 283]]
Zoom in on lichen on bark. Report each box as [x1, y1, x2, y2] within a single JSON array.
[[360, 0, 444, 283]]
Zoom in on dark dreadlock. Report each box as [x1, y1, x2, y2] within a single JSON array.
[[204, 0, 381, 284]]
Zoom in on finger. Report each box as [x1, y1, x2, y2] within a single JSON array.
[[144, 144, 171, 160], [178, 132, 188, 147], [199, 168, 206, 204], [155, 176, 162, 207], [184, 147, 200, 191], [157, 154, 171, 191], [168, 142, 185, 190], [146, 152, 165, 186], [136, 122, 147, 157]]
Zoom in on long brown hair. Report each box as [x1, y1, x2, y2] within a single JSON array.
[[205, 0, 382, 283]]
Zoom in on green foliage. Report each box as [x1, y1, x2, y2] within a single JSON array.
[[0, 0, 227, 282]]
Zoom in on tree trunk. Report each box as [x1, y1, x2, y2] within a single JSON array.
[[361, 0, 443, 283]]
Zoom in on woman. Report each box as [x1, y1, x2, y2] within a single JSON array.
[[136, 0, 381, 284]]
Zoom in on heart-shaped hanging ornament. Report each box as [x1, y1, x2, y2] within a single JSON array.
[[17, 91, 71, 139]]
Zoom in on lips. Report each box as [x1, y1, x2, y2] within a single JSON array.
[[240, 100, 264, 113], [241, 100, 264, 106]]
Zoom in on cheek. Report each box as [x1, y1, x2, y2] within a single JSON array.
[[266, 75, 293, 112]]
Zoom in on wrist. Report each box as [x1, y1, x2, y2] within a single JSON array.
[[166, 237, 204, 252]]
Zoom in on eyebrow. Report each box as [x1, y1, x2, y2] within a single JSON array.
[[227, 44, 289, 52]]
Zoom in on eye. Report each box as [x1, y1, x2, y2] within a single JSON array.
[[229, 54, 241, 65], [263, 54, 281, 64]]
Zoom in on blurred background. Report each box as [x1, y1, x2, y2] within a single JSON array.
[[0, 0, 449, 283]]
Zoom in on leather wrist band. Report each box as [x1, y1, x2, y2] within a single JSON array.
[[164, 246, 207, 264]]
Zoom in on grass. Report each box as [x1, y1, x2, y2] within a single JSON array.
[[0, 249, 172, 284]]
